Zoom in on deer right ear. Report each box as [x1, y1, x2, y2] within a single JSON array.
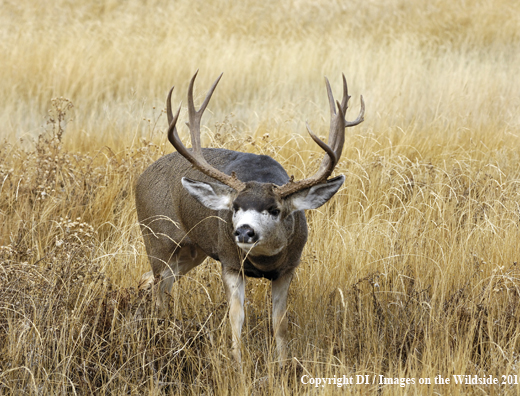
[[181, 177, 234, 211]]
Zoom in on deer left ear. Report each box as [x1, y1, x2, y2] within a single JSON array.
[[287, 175, 345, 211]]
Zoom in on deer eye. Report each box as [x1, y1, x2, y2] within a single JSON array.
[[269, 208, 280, 217], [232, 204, 239, 214]]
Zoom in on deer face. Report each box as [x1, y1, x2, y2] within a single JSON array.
[[230, 183, 286, 256], [181, 176, 345, 257]]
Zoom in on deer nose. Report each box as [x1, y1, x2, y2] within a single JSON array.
[[234, 224, 258, 243]]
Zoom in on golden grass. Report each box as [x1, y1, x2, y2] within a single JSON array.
[[1, 0, 520, 394]]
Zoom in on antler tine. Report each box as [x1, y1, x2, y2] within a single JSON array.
[[305, 122, 337, 165], [166, 85, 182, 149], [185, 71, 224, 159], [324, 75, 350, 160], [185, 71, 224, 156], [339, 73, 351, 115], [307, 99, 345, 183], [321, 77, 350, 170], [166, 86, 191, 161], [166, 95, 189, 159], [328, 100, 346, 166], [326, 74, 351, 118], [199, 73, 224, 115], [166, 86, 175, 125], [304, 121, 337, 183], [187, 72, 223, 120], [345, 95, 365, 127], [325, 77, 336, 117], [166, 72, 246, 192], [336, 73, 364, 127], [274, 74, 364, 198]]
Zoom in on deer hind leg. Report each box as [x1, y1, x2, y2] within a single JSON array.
[[222, 270, 245, 364], [153, 245, 206, 314]]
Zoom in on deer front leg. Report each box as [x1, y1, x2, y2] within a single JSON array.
[[271, 271, 293, 365], [151, 246, 206, 315], [222, 270, 245, 364]]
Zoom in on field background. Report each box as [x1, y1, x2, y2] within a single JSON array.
[[1, 0, 520, 394]]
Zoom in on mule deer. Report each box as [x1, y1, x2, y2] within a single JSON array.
[[136, 71, 364, 364]]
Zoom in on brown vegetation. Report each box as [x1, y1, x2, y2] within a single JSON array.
[[1, 0, 520, 394]]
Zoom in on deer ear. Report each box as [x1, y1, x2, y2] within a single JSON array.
[[181, 177, 234, 211], [287, 175, 345, 211]]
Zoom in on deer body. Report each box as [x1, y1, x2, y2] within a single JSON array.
[[137, 148, 307, 279], [136, 72, 364, 365]]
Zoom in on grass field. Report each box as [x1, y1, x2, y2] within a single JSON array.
[[1, 0, 520, 394]]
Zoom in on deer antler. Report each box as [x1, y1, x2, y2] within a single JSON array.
[[166, 71, 246, 192], [274, 74, 364, 198]]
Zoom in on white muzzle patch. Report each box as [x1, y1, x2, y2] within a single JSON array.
[[232, 209, 283, 256]]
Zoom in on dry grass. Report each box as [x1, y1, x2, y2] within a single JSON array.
[[1, 0, 520, 394]]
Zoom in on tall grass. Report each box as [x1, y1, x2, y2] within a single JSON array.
[[1, 0, 520, 394]]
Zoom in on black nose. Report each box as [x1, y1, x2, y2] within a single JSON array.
[[234, 224, 258, 243]]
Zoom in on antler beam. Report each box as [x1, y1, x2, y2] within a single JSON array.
[[166, 71, 246, 192], [274, 74, 364, 198]]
